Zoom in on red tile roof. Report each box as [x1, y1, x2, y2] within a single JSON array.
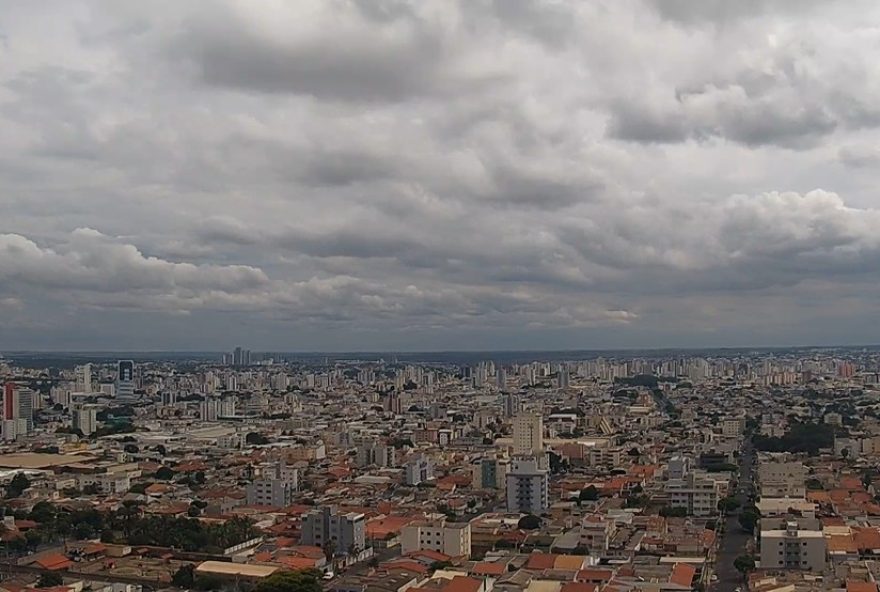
[[670, 563, 696, 588]]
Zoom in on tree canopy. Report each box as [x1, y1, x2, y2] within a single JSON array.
[[517, 514, 541, 530], [254, 570, 323, 592]]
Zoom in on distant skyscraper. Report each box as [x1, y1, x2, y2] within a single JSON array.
[[73, 407, 97, 436], [558, 365, 570, 389], [116, 360, 136, 403], [496, 366, 507, 390], [2, 383, 32, 440], [74, 363, 92, 393], [503, 392, 520, 418]]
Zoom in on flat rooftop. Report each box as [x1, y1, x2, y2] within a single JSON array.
[[195, 561, 279, 578], [0, 453, 97, 469]]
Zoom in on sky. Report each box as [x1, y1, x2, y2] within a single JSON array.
[[1, 0, 880, 352]]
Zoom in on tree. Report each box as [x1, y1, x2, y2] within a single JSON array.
[[172, 564, 195, 588], [739, 508, 759, 533], [718, 497, 741, 513], [37, 572, 64, 588], [246, 432, 270, 445], [254, 570, 323, 592], [5, 473, 30, 499], [28, 501, 56, 524], [734, 555, 756, 576], [129, 482, 149, 494], [83, 483, 101, 495], [659, 506, 688, 518], [518, 514, 541, 530], [155, 466, 175, 480], [124, 443, 139, 454], [579, 485, 599, 503]]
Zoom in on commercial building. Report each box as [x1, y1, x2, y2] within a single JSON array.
[[116, 360, 136, 403]]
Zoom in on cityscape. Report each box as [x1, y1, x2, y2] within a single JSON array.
[[3, 1, 880, 592], [0, 348, 877, 592]]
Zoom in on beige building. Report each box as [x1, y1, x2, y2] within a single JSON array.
[[758, 461, 807, 498], [401, 518, 471, 558], [513, 413, 544, 456], [760, 521, 825, 571]]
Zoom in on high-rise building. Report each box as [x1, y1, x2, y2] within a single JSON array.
[[496, 367, 507, 390], [506, 456, 549, 514], [2, 383, 32, 440], [73, 407, 98, 436], [116, 360, 136, 403], [558, 365, 570, 389], [300, 506, 365, 557], [472, 457, 510, 489], [74, 363, 92, 393], [513, 413, 544, 456], [503, 393, 520, 418]]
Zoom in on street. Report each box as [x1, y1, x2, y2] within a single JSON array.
[[712, 441, 755, 592]]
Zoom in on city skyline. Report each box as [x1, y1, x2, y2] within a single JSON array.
[[2, 2, 880, 350]]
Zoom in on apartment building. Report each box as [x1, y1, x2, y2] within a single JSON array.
[[665, 473, 721, 517], [760, 521, 826, 571], [301, 506, 366, 557], [245, 462, 299, 507], [401, 518, 472, 557], [758, 460, 807, 498], [506, 456, 549, 515], [405, 455, 435, 486], [472, 457, 509, 490]]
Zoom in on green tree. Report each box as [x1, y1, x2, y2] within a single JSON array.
[[5, 473, 30, 499], [659, 506, 688, 518], [579, 485, 599, 504], [738, 509, 759, 533], [518, 514, 541, 530], [246, 432, 270, 445], [254, 570, 323, 592], [734, 555, 756, 576], [718, 496, 741, 513], [28, 501, 56, 524], [155, 466, 175, 480], [172, 564, 195, 588]]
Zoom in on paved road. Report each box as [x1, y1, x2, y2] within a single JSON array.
[[712, 441, 755, 592]]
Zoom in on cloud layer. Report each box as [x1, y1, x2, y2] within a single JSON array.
[[1, 0, 879, 350]]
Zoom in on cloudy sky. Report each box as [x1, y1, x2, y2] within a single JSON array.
[[1, 0, 880, 352]]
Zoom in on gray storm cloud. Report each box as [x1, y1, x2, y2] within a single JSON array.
[[1, 0, 879, 350]]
